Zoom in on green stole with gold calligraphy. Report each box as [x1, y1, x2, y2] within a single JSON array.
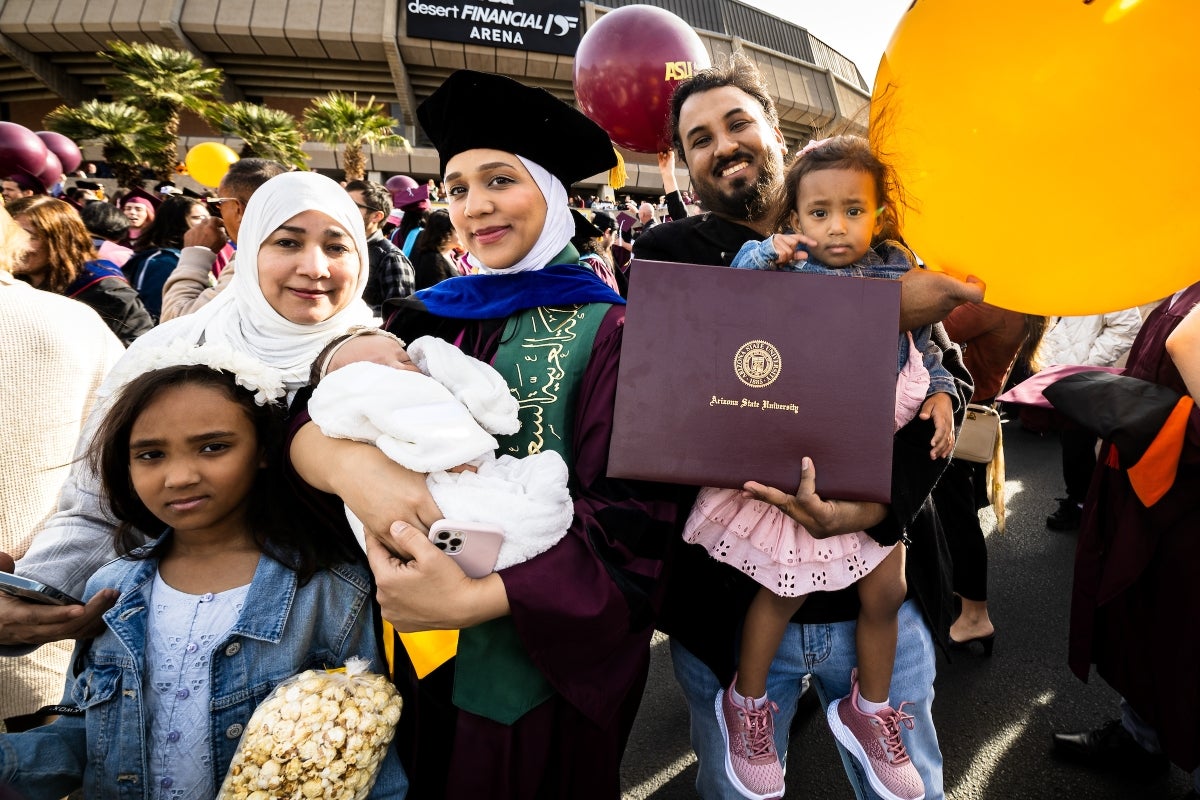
[[451, 300, 611, 724]]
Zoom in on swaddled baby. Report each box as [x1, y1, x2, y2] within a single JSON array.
[[308, 327, 573, 570]]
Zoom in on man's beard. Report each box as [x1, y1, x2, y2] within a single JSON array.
[[696, 148, 783, 225]]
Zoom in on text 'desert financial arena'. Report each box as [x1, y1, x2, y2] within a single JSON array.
[[407, 0, 581, 55]]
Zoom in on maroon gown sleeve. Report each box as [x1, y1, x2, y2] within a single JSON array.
[[498, 305, 691, 726]]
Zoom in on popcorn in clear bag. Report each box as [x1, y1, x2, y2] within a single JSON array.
[[218, 656, 402, 800]]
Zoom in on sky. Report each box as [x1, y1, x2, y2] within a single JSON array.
[[748, 0, 914, 87]]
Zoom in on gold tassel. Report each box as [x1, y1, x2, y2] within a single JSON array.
[[987, 425, 1007, 533], [608, 147, 627, 190]]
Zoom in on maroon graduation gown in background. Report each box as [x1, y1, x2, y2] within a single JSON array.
[[1068, 281, 1200, 771]]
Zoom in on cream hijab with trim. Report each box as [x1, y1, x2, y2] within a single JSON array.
[[179, 171, 376, 391]]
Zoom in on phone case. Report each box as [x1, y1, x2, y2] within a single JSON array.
[[428, 521, 505, 579], [0, 572, 83, 606]]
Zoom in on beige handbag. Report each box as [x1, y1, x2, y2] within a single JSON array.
[[955, 404, 1002, 463], [953, 343, 1024, 465]]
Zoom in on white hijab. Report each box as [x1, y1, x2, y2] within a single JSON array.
[[170, 171, 376, 391], [472, 156, 575, 275]]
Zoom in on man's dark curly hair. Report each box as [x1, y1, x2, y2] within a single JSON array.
[[669, 53, 780, 163]]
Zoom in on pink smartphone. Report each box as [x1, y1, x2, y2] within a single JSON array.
[[428, 520, 505, 578]]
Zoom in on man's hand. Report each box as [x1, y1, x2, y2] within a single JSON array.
[[742, 458, 887, 538], [183, 216, 228, 253], [899, 270, 985, 330], [0, 585, 116, 648], [658, 150, 680, 194]]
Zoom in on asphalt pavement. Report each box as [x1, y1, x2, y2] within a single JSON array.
[[620, 421, 1195, 799]]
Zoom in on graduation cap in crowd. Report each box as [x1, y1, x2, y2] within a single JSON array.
[[392, 183, 430, 212], [417, 70, 616, 187], [569, 208, 602, 247], [590, 211, 616, 233], [1043, 371, 1195, 507], [996, 364, 1124, 408], [118, 185, 162, 211], [5, 171, 45, 194]]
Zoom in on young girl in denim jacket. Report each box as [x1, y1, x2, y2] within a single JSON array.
[[0, 346, 407, 800]]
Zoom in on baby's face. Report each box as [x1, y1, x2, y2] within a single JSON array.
[[328, 335, 420, 374]]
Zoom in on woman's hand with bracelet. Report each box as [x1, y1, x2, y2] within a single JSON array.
[[291, 422, 443, 547]]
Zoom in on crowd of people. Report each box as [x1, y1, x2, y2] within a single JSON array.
[[0, 54, 1196, 800]]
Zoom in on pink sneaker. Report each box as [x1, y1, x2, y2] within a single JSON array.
[[826, 670, 925, 800], [715, 678, 785, 800]]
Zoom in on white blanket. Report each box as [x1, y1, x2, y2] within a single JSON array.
[[308, 336, 573, 570]]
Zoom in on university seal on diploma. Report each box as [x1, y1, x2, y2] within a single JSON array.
[[734, 339, 782, 389]]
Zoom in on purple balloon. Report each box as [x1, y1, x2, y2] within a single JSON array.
[[0, 122, 50, 177], [34, 149, 63, 190], [36, 131, 82, 174]]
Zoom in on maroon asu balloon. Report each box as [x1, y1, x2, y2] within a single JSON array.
[[573, 5, 711, 153]]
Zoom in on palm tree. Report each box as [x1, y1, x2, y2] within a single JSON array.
[[99, 40, 225, 180], [44, 101, 169, 188], [205, 102, 308, 168], [303, 92, 408, 181]]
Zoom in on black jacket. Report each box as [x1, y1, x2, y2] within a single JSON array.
[[66, 264, 154, 346]]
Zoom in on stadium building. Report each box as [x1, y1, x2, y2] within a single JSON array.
[[0, 0, 870, 193]]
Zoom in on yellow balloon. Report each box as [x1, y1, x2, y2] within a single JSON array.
[[185, 142, 239, 188], [870, 0, 1200, 315]]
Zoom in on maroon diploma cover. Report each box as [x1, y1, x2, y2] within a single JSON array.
[[608, 260, 902, 502]]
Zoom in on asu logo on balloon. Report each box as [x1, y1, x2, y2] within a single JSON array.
[[734, 340, 782, 389], [664, 61, 696, 81]]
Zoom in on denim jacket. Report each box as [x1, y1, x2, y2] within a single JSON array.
[[0, 543, 408, 800]]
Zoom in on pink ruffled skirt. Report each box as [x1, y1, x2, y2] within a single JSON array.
[[683, 488, 896, 597]]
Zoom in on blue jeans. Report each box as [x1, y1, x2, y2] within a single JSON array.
[[670, 598, 944, 800]]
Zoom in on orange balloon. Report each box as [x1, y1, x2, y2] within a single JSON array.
[[870, 0, 1200, 314]]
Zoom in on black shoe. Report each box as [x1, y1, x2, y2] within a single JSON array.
[[1046, 498, 1082, 531], [948, 631, 996, 657], [1052, 718, 1170, 777]]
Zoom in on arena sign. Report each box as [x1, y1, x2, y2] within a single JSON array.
[[406, 0, 581, 55]]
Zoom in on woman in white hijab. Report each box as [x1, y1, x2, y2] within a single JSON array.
[[6, 171, 377, 639]]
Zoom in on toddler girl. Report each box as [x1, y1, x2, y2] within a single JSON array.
[[684, 135, 956, 800], [0, 344, 406, 799]]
